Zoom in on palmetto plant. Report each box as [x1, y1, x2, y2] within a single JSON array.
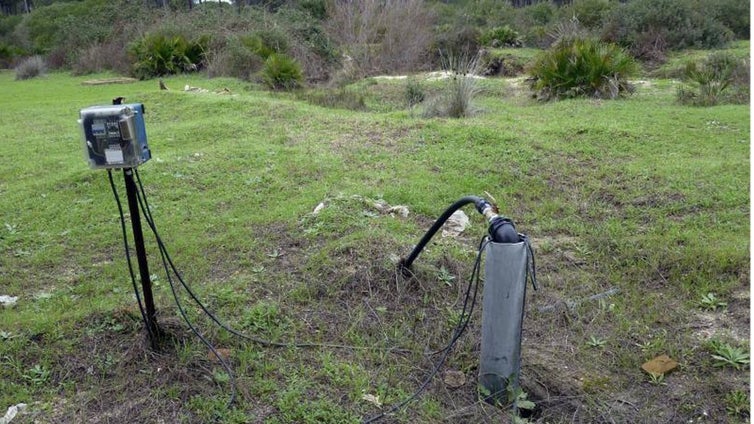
[[529, 37, 638, 100], [129, 33, 206, 79]]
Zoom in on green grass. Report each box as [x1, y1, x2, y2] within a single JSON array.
[[0, 65, 748, 423]]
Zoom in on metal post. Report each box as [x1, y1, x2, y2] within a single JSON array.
[[123, 167, 160, 347]]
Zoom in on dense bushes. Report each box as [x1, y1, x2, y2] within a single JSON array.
[[603, 0, 734, 61], [529, 37, 638, 100], [325, 0, 433, 79], [0, 0, 748, 89]]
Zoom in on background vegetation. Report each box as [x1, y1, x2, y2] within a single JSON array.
[[0, 0, 749, 87]]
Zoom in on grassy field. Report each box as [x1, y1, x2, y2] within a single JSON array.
[[0, 54, 749, 424]]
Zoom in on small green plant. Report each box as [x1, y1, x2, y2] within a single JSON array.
[[437, 266, 455, 286], [699, 292, 727, 311], [709, 341, 750, 370], [510, 387, 536, 411], [14, 55, 46, 80], [444, 306, 463, 330], [529, 37, 638, 100], [23, 364, 50, 386], [647, 372, 666, 386], [725, 389, 750, 417], [587, 335, 607, 348], [241, 300, 285, 336], [261, 53, 303, 90]]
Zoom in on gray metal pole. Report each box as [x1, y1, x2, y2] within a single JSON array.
[[479, 240, 529, 404]]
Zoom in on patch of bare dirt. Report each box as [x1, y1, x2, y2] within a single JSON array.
[[81, 78, 138, 86]]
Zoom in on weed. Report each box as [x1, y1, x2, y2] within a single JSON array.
[[511, 387, 536, 411], [23, 364, 51, 386], [725, 389, 749, 417], [699, 292, 727, 311], [213, 371, 230, 384], [587, 335, 607, 348], [241, 300, 286, 337], [709, 341, 750, 370], [437, 266, 455, 286], [647, 372, 666, 386]]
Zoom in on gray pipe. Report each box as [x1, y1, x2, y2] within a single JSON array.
[[479, 239, 529, 404]]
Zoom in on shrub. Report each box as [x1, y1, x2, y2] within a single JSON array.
[[480, 26, 522, 48], [700, 0, 750, 39], [563, 0, 616, 31], [529, 37, 638, 100], [509, 3, 558, 48], [326, 0, 433, 78], [423, 52, 481, 118], [14, 55, 46, 80], [71, 41, 131, 76], [0, 41, 24, 69], [677, 52, 750, 106], [241, 29, 289, 60], [129, 33, 205, 79], [603, 0, 733, 60], [262, 53, 303, 90], [205, 36, 264, 81], [433, 24, 481, 61], [405, 77, 425, 108]]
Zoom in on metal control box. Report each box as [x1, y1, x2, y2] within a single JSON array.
[[79, 103, 151, 169]]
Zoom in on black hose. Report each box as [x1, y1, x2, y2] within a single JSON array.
[[400, 196, 489, 272]]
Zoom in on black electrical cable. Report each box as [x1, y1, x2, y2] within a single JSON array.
[[130, 171, 238, 406], [160, 239, 239, 407], [129, 172, 509, 419], [107, 169, 155, 342], [362, 236, 489, 424], [400, 196, 486, 271], [133, 169, 413, 354]]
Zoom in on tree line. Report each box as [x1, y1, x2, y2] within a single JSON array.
[[1, 0, 589, 16]]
